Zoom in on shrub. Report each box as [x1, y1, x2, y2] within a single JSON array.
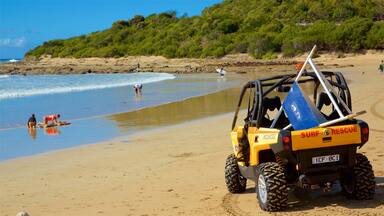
[[129, 15, 145, 25], [333, 18, 373, 51], [217, 19, 239, 34], [25, 0, 383, 59], [366, 21, 384, 49]]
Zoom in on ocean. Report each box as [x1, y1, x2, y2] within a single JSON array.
[[0, 58, 21, 63], [0, 72, 243, 161]]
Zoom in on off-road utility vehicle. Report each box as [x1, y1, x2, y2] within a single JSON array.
[[225, 46, 375, 211]]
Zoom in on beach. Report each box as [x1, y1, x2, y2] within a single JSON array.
[[0, 53, 384, 216]]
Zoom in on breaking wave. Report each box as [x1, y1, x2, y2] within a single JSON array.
[[0, 73, 175, 100], [0, 75, 10, 79]]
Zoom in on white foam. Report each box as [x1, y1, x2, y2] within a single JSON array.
[[0, 75, 10, 79], [0, 73, 175, 100]]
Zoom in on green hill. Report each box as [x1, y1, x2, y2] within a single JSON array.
[[26, 0, 384, 59]]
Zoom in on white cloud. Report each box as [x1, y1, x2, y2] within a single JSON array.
[[0, 37, 26, 47]]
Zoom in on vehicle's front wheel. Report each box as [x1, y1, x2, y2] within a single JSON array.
[[256, 162, 288, 212], [341, 153, 375, 199], [225, 154, 247, 193]]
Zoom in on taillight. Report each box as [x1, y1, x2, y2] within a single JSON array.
[[359, 121, 369, 144], [281, 130, 292, 152]]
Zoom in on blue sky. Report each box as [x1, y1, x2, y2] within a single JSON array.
[[0, 0, 222, 58]]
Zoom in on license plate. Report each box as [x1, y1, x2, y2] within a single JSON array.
[[312, 154, 340, 164]]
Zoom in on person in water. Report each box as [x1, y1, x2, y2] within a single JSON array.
[[134, 83, 143, 96], [219, 68, 225, 77], [43, 114, 61, 125], [27, 114, 36, 128]]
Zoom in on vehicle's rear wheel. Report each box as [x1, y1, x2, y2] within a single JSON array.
[[225, 154, 247, 193], [341, 153, 375, 199], [256, 162, 288, 211]]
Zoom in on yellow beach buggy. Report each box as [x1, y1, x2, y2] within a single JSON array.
[[225, 46, 375, 211]]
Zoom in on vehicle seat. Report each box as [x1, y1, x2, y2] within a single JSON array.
[[260, 96, 282, 127], [316, 92, 332, 110], [316, 92, 341, 120], [264, 96, 281, 111]]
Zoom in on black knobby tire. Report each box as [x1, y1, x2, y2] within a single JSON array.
[[256, 162, 288, 212], [225, 154, 247, 193], [341, 153, 375, 199]]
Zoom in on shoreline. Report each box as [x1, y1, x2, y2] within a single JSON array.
[[0, 75, 243, 131], [1, 51, 382, 75], [0, 85, 243, 161], [0, 53, 383, 215]]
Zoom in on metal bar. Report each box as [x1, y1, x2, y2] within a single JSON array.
[[308, 58, 345, 117], [270, 45, 317, 128], [231, 83, 250, 130], [309, 59, 352, 114], [318, 111, 366, 127], [307, 61, 351, 114], [270, 106, 283, 128], [295, 45, 317, 82], [283, 124, 292, 130]]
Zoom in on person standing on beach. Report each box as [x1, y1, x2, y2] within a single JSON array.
[[379, 60, 384, 73], [27, 114, 36, 128], [134, 83, 143, 96]]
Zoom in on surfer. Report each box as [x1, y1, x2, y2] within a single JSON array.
[[43, 114, 61, 125], [27, 114, 36, 128], [218, 67, 225, 77], [134, 83, 143, 96]]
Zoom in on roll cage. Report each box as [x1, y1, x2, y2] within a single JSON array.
[[231, 71, 352, 130]]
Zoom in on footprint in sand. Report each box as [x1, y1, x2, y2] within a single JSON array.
[[169, 152, 194, 158], [370, 99, 384, 121], [200, 196, 211, 201]]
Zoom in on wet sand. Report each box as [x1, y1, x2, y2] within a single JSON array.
[[0, 53, 384, 216]]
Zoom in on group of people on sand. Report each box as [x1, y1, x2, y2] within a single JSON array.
[[27, 113, 61, 128], [26, 83, 144, 130], [27, 114, 62, 139], [26, 84, 143, 128]]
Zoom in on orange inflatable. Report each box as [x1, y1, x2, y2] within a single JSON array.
[[295, 63, 305, 71]]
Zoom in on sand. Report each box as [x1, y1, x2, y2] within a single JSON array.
[[0, 53, 384, 216]]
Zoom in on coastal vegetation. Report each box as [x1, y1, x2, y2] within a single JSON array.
[[26, 0, 384, 59]]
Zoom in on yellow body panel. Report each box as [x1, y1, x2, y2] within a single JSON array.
[[248, 127, 279, 165], [291, 124, 361, 151], [231, 124, 362, 166], [231, 127, 279, 166], [230, 126, 244, 159]]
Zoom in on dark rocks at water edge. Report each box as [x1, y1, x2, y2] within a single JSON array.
[[0, 56, 299, 75]]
